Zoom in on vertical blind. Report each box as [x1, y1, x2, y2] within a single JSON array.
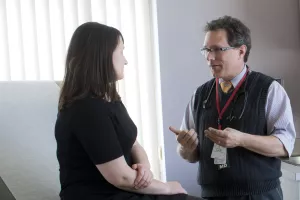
[[0, 0, 163, 180]]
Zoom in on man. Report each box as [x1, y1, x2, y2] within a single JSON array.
[[170, 16, 296, 200]]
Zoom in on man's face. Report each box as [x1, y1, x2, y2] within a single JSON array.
[[203, 29, 244, 80]]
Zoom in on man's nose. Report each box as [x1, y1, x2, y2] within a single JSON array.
[[206, 52, 215, 62]]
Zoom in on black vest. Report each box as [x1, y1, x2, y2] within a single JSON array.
[[194, 71, 281, 197]]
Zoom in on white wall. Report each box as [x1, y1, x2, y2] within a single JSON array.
[[156, 0, 300, 197]]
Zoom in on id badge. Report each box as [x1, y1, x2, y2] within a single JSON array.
[[211, 143, 226, 159], [211, 143, 230, 170]]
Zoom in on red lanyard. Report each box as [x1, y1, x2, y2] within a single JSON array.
[[215, 70, 248, 130]]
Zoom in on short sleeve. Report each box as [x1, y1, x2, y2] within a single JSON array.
[[180, 91, 196, 131], [72, 99, 123, 164], [265, 81, 296, 157]]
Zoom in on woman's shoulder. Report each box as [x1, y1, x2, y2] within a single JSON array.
[[59, 97, 124, 120], [72, 97, 113, 113]]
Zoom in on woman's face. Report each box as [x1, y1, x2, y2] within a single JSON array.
[[113, 37, 128, 80]]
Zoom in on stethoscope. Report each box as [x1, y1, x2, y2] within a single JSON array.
[[202, 71, 250, 122]]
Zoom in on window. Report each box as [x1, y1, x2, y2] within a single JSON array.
[[0, 0, 165, 180]]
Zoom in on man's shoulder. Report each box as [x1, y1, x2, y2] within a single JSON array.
[[249, 70, 274, 81], [195, 78, 215, 93], [193, 78, 215, 105], [248, 70, 275, 90]]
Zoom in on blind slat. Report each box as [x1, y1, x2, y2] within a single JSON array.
[[135, 0, 160, 179], [50, 0, 66, 80], [35, 0, 53, 80], [6, 0, 25, 80], [20, 0, 39, 80], [78, 0, 91, 25], [91, 0, 106, 24], [0, 0, 10, 80], [63, 0, 78, 51], [105, 0, 121, 29]]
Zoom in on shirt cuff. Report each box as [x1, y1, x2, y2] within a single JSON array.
[[272, 131, 295, 157]]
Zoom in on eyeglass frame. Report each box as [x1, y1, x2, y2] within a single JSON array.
[[200, 46, 236, 57]]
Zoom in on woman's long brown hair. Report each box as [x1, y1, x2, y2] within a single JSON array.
[[58, 22, 123, 111]]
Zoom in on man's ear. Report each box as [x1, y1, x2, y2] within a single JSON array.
[[240, 45, 247, 58]]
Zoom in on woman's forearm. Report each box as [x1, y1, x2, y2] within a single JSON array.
[[97, 156, 173, 195], [114, 166, 170, 195], [117, 178, 170, 195]]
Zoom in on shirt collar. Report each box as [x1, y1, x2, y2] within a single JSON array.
[[219, 64, 247, 88]]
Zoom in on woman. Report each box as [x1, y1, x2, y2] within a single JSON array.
[[55, 22, 202, 200]]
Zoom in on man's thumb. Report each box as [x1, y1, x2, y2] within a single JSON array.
[[132, 164, 137, 169], [169, 126, 181, 136]]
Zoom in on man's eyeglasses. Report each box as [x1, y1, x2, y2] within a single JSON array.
[[200, 46, 235, 56]]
